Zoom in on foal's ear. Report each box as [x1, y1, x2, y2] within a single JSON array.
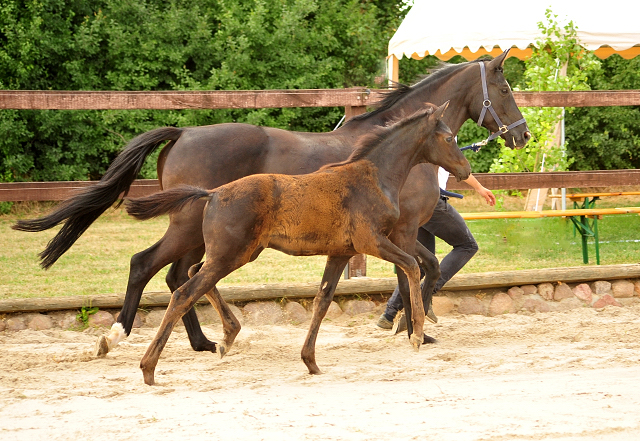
[[435, 100, 450, 120], [488, 49, 510, 70]]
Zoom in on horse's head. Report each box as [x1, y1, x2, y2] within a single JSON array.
[[472, 50, 531, 149], [425, 101, 471, 182]]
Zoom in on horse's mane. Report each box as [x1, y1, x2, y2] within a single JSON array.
[[320, 107, 435, 171], [344, 60, 482, 125]]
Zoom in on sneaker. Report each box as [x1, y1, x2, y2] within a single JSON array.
[[376, 314, 393, 330], [392, 313, 407, 334]]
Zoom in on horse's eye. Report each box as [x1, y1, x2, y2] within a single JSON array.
[[446, 137, 453, 143], [501, 88, 509, 95]]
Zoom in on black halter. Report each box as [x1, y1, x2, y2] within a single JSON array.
[[461, 61, 527, 152]]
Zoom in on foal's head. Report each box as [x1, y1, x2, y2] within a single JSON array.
[[418, 102, 471, 182]]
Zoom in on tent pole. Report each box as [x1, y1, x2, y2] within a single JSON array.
[[387, 55, 399, 86]]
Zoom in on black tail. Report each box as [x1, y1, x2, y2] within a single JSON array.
[[12, 127, 184, 269], [126, 185, 211, 221]]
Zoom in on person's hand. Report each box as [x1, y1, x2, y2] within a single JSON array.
[[477, 186, 496, 206]]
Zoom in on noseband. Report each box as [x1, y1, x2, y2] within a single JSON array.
[[461, 61, 527, 152]]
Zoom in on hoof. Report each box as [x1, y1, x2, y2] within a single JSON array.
[[94, 335, 109, 358], [219, 344, 227, 359], [409, 333, 422, 352], [426, 305, 438, 324], [423, 335, 437, 344], [142, 371, 155, 386], [194, 341, 217, 354]]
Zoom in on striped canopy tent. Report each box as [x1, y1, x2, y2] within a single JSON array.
[[387, 0, 640, 82]]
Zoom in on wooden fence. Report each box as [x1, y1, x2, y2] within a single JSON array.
[[2, 88, 639, 277]]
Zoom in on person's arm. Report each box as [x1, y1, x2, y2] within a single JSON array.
[[463, 174, 496, 206]]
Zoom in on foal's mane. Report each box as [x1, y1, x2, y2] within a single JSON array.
[[320, 107, 435, 171], [344, 60, 482, 125]]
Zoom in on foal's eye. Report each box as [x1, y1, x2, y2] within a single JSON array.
[[446, 136, 453, 143]]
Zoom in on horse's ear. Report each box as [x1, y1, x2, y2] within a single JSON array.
[[435, 101, 450, 119], [488, 49, 510, 70]]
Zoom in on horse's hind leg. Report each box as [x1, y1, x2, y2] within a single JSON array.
[[166, 245, 218, 353], [302, 255, 351, 375], [95, 210, 205, 357]]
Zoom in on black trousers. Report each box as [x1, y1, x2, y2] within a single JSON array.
[[384, 197, 478, 319]]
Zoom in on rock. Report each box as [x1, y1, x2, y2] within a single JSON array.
[[488, 292, 513, 316], [592, 294, 621, 309], [432, 296, 454, 315], [457, 297, 485, 315], [115, 311, 143, 328], [611, 280, 634, 298], [88, 311, 115, 328], [573, 283, 593, 304], [243, 301, 285, 325], [27, 314, 53, 331], [507, 287, 525, 312], [144, 309, 165, 327], [324, 301, 343, 320], [522, 297, 551, 313], [555, 297, 584, 311], [520, 285, 537, 296], [5, 317, 27, 332], [553, 283, 574, 301], [194, 304, 221, 325], [284, 301, 309, 324], [538, 283, 554, 301], [228, 304, 244, 326], [342, 300, 375, 316], [591, 281, 612, 296]]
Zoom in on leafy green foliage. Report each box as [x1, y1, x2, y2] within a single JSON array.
[[565, 55, 640, 170], [490, 8, 601, 174], [76, 305, 98, 326], [0, 0, 404, 182]]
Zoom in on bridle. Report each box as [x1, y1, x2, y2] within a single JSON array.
[[461, 61, 527, 152]]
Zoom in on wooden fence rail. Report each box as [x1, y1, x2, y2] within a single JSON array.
[[1, 89, 640, 110], [2, 170, 639, 202]]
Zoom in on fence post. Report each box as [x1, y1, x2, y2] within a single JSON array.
[[343, 105, 368, 279]]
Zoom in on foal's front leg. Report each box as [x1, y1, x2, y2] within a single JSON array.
[[365, 237, 424, 350], [302, 255, 351, 375]]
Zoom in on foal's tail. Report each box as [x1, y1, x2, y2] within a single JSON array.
[[126, 185, 211, 221], [12, 127, 184, 269]]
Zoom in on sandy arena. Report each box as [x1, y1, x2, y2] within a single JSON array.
[[1, 303, 639, 440]]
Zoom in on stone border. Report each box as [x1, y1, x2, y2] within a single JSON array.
[[2, 279, 639, 332]]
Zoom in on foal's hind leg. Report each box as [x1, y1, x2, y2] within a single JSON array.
[[188, 261, 240, 357], [140, 267, 218, 385], [302, 255, 351, 375], [166, 245, 218, 353]]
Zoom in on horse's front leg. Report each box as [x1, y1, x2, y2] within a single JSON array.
[[140, 268, 216, 385], [302, 255, 351, 375]]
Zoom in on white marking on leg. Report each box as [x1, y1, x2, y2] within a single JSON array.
[[106, 322, 126, 349]]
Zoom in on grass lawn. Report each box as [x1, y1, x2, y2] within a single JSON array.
[[1, 188, 639, 300]]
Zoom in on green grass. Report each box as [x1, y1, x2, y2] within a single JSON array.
[[1, 196, 639, 300]]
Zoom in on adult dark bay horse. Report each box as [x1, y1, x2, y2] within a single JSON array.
[[13, 50, 530, 355], [125, 103, 471, 384]]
